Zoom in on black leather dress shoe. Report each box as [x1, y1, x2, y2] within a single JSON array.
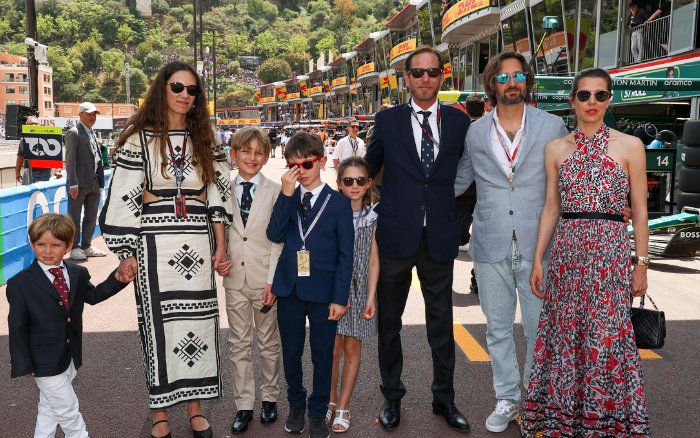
[[260, 401, 278, 424], [379, 399, 401, 430], [432, 402, 470, 433], [231, 410, 253, 434]]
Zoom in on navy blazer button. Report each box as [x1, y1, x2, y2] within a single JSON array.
[[58, 301, 63, 306], [424, 184, 428, 188], [66, 339, 70, 344], [67, 317, 71, 323], [509, 210, 513, 215], [420, 205, 426, 211]]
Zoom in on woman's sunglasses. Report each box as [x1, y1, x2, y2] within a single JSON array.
[[408, 67, 442, 78], [340, 176, 370, 187], [287, 156, 322, 169], [574, 90, 612, 103], [169, 82, 200, 96], [495, 71, 528, 84]]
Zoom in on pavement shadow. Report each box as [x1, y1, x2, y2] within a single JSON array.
[[1, 321, 698, 437], [649, 260, 700, 274]]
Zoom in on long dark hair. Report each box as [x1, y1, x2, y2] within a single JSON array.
[[114, 61, 216, 184], [336, 156, 379, 211]]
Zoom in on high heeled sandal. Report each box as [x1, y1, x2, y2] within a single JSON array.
[[189, 414, 213, 438], [332, 409, 350, 433], [325, 402, 337, 424], [150, 419, 171, 438]]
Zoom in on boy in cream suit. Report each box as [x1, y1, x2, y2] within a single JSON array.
[[224, 127, 283, 434]]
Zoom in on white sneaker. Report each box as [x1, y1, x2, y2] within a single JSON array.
[[485, 399, 519, 433], [83, 246, 107, 257], [70, 248, 87, 260]]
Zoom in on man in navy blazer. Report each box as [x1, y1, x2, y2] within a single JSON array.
[[266, 132, 354, 437], [364, 47, 471, 433]]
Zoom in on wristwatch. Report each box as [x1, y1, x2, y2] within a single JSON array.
[[633, 255, 650, 266]]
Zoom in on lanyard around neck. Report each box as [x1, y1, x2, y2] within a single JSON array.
[[297, 194, 331, 249], [492, 118, 524, 170], [410, 99, 441, 147]]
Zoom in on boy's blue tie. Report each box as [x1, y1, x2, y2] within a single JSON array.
[[302, 192, 313, 221], [240, 182, 254, 227], [49, 266, 70, 309], [419, 110, 434, 175]]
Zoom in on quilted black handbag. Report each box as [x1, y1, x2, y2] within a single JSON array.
[[630, 294, 666, 349]]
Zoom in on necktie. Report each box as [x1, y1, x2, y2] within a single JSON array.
[[49, 267, 70, 309], [240, 181, 254, 227], [302, 192, 313, 221], [418, 110, 435, 175]]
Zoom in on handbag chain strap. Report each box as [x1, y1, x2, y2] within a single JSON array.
[[639, 294, 659, 310]]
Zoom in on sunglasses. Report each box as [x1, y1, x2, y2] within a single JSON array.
[[495, 71, 528, 84], [574, 90, 612, 103], [340, 176, 370, 187], [408, 67, 442, 78], [349, 125, 360, 129], [169, 82, 200, 96], [287, 156, 322, 169]]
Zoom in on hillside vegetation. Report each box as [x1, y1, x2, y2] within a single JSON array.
[[0, 0, 402, 108]]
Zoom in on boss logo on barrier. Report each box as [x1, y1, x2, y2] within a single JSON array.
[[679, 231, 700, 239]]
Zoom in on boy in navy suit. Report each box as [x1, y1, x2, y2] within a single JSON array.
[[7, 213, 133, 438], [266, 132, 354, 438]]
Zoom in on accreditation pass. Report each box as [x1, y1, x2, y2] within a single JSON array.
[[296, 194, 331, 278]]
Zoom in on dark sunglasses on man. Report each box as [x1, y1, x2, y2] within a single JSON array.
[[408, 67, 442, 79], [287, 156, 322, 170], [349, 125, 360, 130], [340, 176, 370, 187], [495, 71, 528, 84], [574, 90, 612, 103], [169, 82, 200, 96]]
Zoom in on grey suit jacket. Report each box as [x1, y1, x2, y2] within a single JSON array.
[[454, 105, 568, 263], [223, 174, 284, 291], [64, 122, 105, 189]]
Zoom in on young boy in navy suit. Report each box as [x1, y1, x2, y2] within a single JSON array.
[[266, 132, 354, 438], [7, 213, 133, 438]]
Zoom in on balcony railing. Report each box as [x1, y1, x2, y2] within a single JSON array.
[[622, 16, 670, 66]]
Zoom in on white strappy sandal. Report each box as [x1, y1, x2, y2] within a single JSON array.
[[332, 409, 350, 433], [325, 402, 337, 424]]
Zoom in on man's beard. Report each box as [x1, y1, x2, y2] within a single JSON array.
[[497, 88, 527, 105]]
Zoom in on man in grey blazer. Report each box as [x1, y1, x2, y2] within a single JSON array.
[[65, 102, 106, 260], [454, 52, 568, 433]]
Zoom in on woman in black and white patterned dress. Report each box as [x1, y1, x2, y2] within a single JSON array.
[[99, 62, 232, 438], [328, 157, 379, 433]]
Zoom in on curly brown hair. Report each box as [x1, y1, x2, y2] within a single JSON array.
[[114, 61, 216, 184]]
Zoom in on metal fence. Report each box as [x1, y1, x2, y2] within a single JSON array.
[[622, 15, 671, 66]]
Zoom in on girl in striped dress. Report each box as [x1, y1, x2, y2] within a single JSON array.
[[328, 157, 379, 433]]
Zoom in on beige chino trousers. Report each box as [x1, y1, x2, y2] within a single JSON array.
[[225, 281, 281, 410]]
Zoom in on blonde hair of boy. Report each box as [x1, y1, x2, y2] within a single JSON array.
[[28, 213, 75, 245], [230, 126, 271, 155]]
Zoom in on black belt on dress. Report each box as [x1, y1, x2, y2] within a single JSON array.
[[561, 212, 624, 222]]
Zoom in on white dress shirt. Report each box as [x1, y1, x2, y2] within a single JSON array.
[[491, 108, 526, 177], [234, 173, 261, 205], [300, 183, 327, 208], [333, 135, 366, 163], [37, 260, 71, 290], [410, 99, 440, 159]]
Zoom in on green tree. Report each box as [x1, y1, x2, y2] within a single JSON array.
[[246, 0, 279, 22], [101, 48, 126, 79], [121, 67, 148, 100], [257, 58, 292, 83], [254, 31, 284, 59]]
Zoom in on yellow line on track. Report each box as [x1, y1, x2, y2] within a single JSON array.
[[638, 349, 662, 359], [453, 323, 491, 362]]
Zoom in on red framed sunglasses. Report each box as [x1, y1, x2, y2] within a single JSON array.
[[287, 156, 322, 169]]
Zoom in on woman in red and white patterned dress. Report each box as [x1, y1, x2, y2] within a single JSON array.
[[521, 68, 651, 436]]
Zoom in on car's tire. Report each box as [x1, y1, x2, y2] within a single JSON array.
[[678, 166, 700, 193], [682, 146, 700, 168], [676, 190, 700, 210], [683, 120, 700, 146]]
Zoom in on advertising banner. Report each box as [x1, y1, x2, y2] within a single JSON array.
[[332, 77, 348, 88], [259, 96, 276, 104], [442, 0, 491, 30], [0, 172, 112, 284], [285, 92, 301, 100], [357, 62, 376, 78], [389, 38, 417, 61], [217, 118, 261, 126], [308, 85, 324, 95], [20, 125, 64, 169]]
